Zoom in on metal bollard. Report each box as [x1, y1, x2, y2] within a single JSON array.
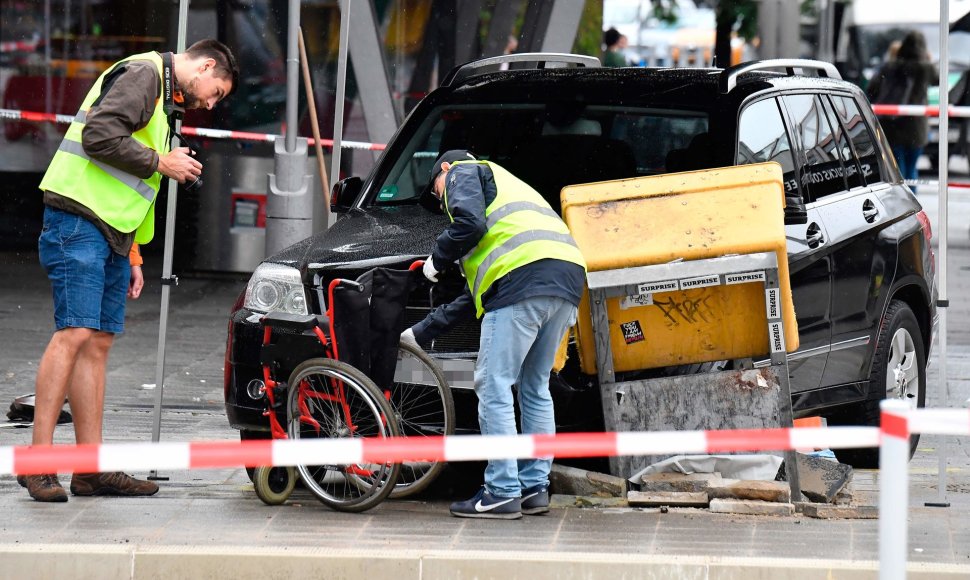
[[879, 399, 911, 580]]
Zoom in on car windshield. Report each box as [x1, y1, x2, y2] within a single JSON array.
[[369, 103, 709, 210]]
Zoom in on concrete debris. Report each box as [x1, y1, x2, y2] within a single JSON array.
[[791, 452, 853, 503], [549, 494, 629, 509], [709, 498, 795, 516], [707, 479, 791, 503], [550, 463, 628, 498], [639, 472, 722, 493], [796, 503, 878, 519], [627, 491, 709, 507]]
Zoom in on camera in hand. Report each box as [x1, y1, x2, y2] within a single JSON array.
[[184, 174, 203, 193], [174, 131, 203, 193]]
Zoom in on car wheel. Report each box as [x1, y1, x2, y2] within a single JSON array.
[[240, 429, 271, 482], [831, 300, 926, 468]]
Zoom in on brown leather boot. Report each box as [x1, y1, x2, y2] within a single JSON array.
[[70, 472, 159, 497], [23, 474, 68, 502]]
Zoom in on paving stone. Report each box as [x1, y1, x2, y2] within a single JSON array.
[[639, 471, 722, 492], [707, 479, 791, 503], [708, 498, 795, 516], [628, 491, 709, 507], [794, 452, 853, 503], [797, 503, 879, 519], [550, 463, 627, 497], [549, 494, 629, 509]]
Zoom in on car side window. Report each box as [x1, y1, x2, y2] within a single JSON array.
[[831, 95, 882, 186], [782, 94, 849, 202], [736, 98, 799, 197], [820, 96, 865, 190]]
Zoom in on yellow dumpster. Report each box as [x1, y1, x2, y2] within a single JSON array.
[[561, 162, 799, 374]]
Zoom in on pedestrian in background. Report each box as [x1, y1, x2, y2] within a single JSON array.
[[22, 40, 238, 502], [603, 28, 628, 68], [401, 150, 586, 519], [867, 30, 937, 191]]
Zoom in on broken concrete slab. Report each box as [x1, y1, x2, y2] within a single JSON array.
[[550, 463, 627, 498], [709, 498, 795, 516], [792, 452, 853, 503], [639, 472, 722, 493], [707, 479, 791, 503], [796, 503, 879, 519], [627, 491, 709, 507], [549, 494, 629, 509]]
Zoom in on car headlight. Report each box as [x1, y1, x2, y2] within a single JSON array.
[[244, 263, 308, 315]]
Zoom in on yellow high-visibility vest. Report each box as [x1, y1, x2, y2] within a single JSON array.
[[39, 51, 169, 244], [443, 160, 587, 317]]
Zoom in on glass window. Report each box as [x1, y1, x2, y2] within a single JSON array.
[[736, 98, 799, 197], [783, 94, 848, 201], [832, 95, 881, 186], [821, 96, 864, 189], [370, 104, 710, 210]]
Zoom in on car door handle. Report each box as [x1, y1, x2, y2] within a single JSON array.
[[862, 199, 879, 223], [806, 222, 824, 249]]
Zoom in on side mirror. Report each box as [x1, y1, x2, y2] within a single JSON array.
[[330, 177, 362, 214]]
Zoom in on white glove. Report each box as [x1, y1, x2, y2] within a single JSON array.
[[400, 328, 420, 350], [422, 256, 440, 283]]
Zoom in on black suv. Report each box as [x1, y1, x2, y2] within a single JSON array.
[[225, 55, 937, 468]]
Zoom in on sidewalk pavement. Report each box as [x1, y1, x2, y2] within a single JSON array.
[[1, 216, 969, 578]]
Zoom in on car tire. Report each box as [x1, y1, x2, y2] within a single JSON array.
[[831, 300, 926, 468]]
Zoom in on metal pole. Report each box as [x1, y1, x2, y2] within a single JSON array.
[[285, 0, 300, 153], [929, 0, 952, 508], [148, 0, 189, 479], [265, 0, 312, 256], [44, 0, 51, 115], [330, 0, 352, 214], [878, 399, 910, 580]]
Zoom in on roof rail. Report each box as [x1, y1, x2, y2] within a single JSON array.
[[719, 59, 842, 93], [440, 53, 601, 88]]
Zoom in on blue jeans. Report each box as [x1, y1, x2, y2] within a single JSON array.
[[38, 206, 130, 333], [475, 295, 578, 498], [891, 145, 923, 192]]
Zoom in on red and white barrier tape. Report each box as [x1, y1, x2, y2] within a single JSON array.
[[0, 425, 884, 477], [0, 39, 41, 53], [872, 104, 970, 118], [0, 108, 385, 151], [4, 407, 965, 477], [903, 179, 970, 189]]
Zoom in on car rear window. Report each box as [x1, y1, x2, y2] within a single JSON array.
[[370, 104, 710, 212]]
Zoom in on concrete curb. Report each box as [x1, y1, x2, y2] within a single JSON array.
[[1, 544, 968, 580]]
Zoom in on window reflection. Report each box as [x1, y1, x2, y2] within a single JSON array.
[[833, 95, 881, 186], [784, 94, 848, 201], [736, 98, 798, 196]]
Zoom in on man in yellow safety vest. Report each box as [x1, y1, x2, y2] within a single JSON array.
[[402, 150, 587, 519], [22, 40, 237, 502]]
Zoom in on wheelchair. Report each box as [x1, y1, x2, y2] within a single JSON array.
[[252, 262, 454, 512]]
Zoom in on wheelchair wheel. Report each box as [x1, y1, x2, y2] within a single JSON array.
[[386, 342, 455, 498], [253, 465, 296, 505], [286, 357, 401, 513]]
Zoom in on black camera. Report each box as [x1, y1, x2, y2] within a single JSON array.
[[184, 174, 203, 193], [174, 131, 202, 192]]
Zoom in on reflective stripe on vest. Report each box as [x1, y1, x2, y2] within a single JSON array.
[[56, 140, 156, 202], [444, 160, 586, 317], [38, 52, 169, 244]]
